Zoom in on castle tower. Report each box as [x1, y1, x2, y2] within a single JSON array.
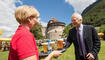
[[46, 17, 65, 40]]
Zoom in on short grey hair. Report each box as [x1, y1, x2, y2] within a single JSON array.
[[72, 12, 82, 20]]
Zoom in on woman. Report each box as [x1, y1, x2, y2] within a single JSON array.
[[8, 5, 62, 60]]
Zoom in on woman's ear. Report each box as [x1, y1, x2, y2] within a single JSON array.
[[28, 18, 31, 22], [25, 18, 31, 25]]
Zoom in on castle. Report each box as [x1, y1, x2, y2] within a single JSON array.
[[41, 18, 65, 40]]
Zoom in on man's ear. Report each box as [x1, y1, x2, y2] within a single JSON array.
[[80, 19, 82, 22], [79, 19, 81, 21]]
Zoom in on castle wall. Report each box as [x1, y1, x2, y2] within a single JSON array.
[[46, 26, 65, 40], [41, 27, 46, 36]]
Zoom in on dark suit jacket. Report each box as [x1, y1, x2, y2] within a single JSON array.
[[65, 25, 100, 60]]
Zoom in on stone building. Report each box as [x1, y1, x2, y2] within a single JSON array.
[[41, 27, 46, 37], [46, 18, 65, 40]]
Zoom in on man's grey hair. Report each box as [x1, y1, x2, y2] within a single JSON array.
[[72, 12, 82, 20]]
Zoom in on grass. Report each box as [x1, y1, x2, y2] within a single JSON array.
[[52, 44, 75, 60], [52, 40, 105, 60], [98, 40, 105, 60], [0, 41, 105, 60], [0, 51, 9, 60]]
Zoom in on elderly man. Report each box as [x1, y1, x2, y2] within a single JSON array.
[[65, 13, 100, 60]]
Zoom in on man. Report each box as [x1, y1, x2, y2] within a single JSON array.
[[65, 13, 100, 60]]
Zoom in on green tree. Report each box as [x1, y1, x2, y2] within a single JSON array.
[[31, 24, 45, 40], [62, 24, 72, 38], [98, 24, 105, 40], [99, 24, 105, 33]]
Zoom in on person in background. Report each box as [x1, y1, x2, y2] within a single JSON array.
[[65, 13, 100, 60], [8, 5, 62, 60]]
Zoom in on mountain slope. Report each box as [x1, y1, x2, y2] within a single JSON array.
[[82, 0, 105, 27]]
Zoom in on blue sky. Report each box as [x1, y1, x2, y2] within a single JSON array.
[[15, 0, 74, 26], [0, 0, 97, 37]]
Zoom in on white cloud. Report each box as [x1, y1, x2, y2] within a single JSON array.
[[0, 0, 22, 38], [0, 0, 47, 38], [38, 18, 47, 27], [15, 0, 23, 5], [65, 0, 97, 14], [40, 21, 47, 27]]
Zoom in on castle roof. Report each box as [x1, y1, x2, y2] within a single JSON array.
[[47, 17, 65, 28], [50, 17, 59, 22]]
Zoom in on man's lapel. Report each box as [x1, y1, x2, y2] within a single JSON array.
[[73, 27, 79, 43], [83, 25, 87, 41]]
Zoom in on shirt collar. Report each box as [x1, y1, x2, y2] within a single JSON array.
[[76, 24, 83, 31], [17, 25, 30, 32]]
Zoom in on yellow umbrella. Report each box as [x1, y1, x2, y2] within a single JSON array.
[[98, 33, 104, 36], [0, 30, 3, 35]]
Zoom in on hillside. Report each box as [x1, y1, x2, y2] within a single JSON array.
[[82, 0, 105, 27]]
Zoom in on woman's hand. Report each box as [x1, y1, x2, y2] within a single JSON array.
[[50, 51, 62, 58], [44, 51, 62, 60]]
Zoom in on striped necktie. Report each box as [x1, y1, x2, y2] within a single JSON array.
[[77, 29, 86, 59]]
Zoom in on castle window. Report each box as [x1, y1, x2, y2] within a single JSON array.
[[55, 30, 57, 33], [50, 21, 53, 23]]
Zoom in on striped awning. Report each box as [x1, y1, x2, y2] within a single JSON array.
[[0, 38, 11, 42]]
